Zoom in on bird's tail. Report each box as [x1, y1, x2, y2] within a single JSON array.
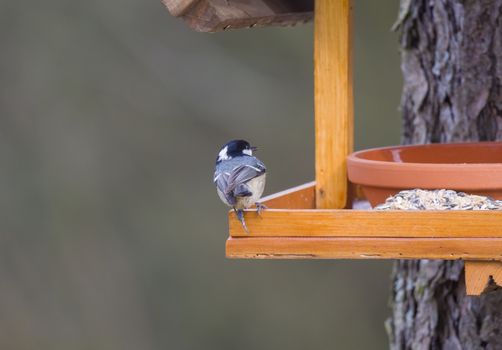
[[233, 184, 252, 197]]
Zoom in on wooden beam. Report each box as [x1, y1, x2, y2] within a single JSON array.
[[259, 181, 315, 209], [163, 0, 313, 32], [226, 237, 502, 260], [465, 261, 502, 295], [229, 209, 502, 237], [163, 0, 195, 17], [258, 181, 361, 209], [314, 0, 353, 209]]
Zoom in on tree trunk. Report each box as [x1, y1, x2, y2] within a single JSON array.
[[388, 1, 502, 349]]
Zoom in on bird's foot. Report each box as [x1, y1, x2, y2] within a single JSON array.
[[255, 202, 268, 217], [234, 208, 249, 234]]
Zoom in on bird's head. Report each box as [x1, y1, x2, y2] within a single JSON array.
[[216, 139, 257, 163]]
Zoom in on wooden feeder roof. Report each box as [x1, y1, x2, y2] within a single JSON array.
[[162, 0, 313, 32]]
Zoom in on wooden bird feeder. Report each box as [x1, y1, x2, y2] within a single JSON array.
[[165, 0, 502, 296]]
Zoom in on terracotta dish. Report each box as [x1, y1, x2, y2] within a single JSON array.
[[347, 142, 502, 207]]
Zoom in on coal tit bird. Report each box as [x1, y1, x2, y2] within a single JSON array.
[[214, 140, 267, 233]]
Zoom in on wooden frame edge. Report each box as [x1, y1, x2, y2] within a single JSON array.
[[226, 237, 502, 261]]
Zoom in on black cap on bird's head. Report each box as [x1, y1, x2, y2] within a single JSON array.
[[216, 139, 257, 163]]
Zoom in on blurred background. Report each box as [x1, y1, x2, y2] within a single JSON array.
[[0, 0, 401, 349]]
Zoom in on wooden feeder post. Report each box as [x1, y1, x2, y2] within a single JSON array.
[[314, 0, 353, 209]]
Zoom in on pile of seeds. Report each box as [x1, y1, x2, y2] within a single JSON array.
[[375, 189, 502, 211]]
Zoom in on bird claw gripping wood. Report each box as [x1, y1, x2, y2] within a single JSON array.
[[255, 202, 268, 217]]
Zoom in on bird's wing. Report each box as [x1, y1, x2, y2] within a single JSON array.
[[214, 171, 236, 205], [226, 161, 266, 194], [214, 160, 266, 204]]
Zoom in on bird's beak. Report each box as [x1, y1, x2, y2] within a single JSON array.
[[251, 146, 258, 152]]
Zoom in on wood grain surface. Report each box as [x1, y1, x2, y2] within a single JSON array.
[[314, 0, 353, 209], [163, 0, 313, 32], [226, 237, 502, 260], [229, 209, 502, 237]]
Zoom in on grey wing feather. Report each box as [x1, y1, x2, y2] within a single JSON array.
[[214, 158, 266, 204], [226, 161, 266, 195], [214, 171, 236, 205]]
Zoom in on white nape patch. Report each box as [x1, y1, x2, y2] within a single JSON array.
[[218, 146, 229, 161], [242, 149, 253, 156]]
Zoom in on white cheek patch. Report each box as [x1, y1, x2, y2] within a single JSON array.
[[242, 149, 253, 156], [218, 146, 229, 161]]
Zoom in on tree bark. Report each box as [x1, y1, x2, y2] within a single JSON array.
[[388, 1, 502, 349]]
